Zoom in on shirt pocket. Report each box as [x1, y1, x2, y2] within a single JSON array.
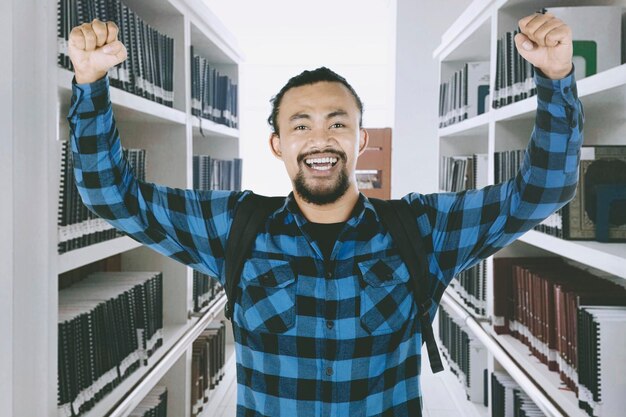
[[236, 258, 297, 333], [358, 254, 414, 335]]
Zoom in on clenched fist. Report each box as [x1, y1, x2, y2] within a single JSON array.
[[515, 12, 573, 80], [69, 18, 127, 84]]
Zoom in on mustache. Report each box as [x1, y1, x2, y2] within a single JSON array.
[[297, 148, 347, 164]]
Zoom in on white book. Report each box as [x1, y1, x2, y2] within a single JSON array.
[[466, 61, 490, 119]]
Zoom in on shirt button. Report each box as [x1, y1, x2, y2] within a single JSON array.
[[326, 320, 334, 329], [326, 367, 334, 376], [326, 271, 332, 278]]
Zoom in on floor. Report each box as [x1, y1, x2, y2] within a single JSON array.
[[213, 346, 468, 417]]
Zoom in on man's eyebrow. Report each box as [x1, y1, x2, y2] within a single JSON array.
[[327, 110, 349, 119], [288, 110, 349, 122], [289, 112, 311, 122]]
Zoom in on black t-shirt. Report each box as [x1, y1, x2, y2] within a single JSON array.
[[307, 221, 346, 261]]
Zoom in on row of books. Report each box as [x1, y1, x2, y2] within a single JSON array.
[[191, 321, 228, 417], [438, 61, 490, 128], [449, 260, 487, 317], [58, 271, 164, 417], [494, 149, 525, 185], [439, 153, 488, 192], [193, 155, 243, 192], [534, 146, 626, 242], [58, 141, 147, 253], [130, 385, 168, 417], [438, 304, 488, 405], [193, 271, 224, 313], [492, 28, 537, 109], [492, 257, 626, 416], [493, 6, 623, 110], [191, 47, 239, 128], [491, 371, 546, 417], [441, 146, 626, 242], [577, 306, 626, 417], [57, 0, 175, 107]]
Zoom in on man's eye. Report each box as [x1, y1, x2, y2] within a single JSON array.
[[331, 123, 345, 128], [295, 125, 309, 131]]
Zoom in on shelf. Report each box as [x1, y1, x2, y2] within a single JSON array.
[[493, 64, 626, 123], [439, 112, 490, 138], [517, 230, 626, 280], [198, 343, 237, 417], [57, 68, 187, 126], [434, 0, 493, 62], [84, 294, 228, 417], [484, 325, 587, 417], [192, 116, 239, 140], [79, 323, 189, 417], [58, 236, 142, 274]]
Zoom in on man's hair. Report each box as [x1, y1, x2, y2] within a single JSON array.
[[267, 67, 364, 135]]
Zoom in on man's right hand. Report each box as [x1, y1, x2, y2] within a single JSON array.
[[69, 18, 128, 84]]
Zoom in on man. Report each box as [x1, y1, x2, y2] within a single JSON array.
[[67, 12, 582, 416]]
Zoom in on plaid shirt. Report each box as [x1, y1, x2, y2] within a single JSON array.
[[67, 67, 583, 416]]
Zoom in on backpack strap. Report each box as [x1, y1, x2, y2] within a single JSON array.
[[369, 198, 444, 374], [224, 192, 285, 320]]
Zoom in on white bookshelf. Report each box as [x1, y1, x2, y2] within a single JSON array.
[[433, 1, 626, 416], [5, 0, 242, 416]]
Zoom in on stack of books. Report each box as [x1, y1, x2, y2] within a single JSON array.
[[58, 271, 163, 417], [192, 270, 224, 313], [440, 153, 488, 192], [438, 303, 488, 405], [129, 385, 168, 417], [449, 260, 487, 317], [191, 47, 239, 128], [491, 371, 546, 417], [57, 0, 175, 107], [193, 154, 243, 192], [191, 321, 228, 417], [493, 257, 626, 416], [58, 141, 146, 253], [438, 61, 490, 128]]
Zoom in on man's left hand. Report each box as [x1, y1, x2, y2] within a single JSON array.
[[516, 12, 573, 80]]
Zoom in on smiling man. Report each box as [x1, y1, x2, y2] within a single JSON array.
[[67, 12, 583, 417]]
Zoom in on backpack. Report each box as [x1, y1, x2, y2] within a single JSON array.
[[223, 192, 444, 373]]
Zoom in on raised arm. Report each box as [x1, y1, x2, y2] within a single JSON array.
[[406, 12, 583, 283], [67, 19, 244, 281]]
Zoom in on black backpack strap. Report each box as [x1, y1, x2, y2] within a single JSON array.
[[369, 198, 444, 374], [224, 192, 285, 320]]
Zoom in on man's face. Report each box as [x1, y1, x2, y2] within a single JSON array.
[[270, 81, 368, 206]]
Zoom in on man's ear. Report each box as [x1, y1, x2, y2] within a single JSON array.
[[269, 133, 282, 159], [358, 128, 369, 156]]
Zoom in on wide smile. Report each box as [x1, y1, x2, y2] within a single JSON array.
[[304, 156, 339, 171]]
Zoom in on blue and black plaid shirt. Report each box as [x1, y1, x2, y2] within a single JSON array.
[[68, 67, 583, 416]]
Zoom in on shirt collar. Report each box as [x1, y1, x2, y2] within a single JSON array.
[[282, 191, 379, 227]]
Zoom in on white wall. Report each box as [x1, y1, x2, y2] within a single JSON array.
[[392, 0, 472, 197], [203, 0, 397, 195]]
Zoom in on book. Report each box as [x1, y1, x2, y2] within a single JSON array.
[[58, 271, 163, 417], [559, 146, 626, 241], [191, 321, 227, 417], [129, 385, 168, 417], [577, 306, 626, 417], [56, 0, 174, 107], [492, 371, 547, 417], [438, 303, 488, 403], [58, 142, 147, 253], [438, 62, 490, 128]]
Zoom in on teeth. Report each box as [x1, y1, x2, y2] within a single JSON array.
[[305, 157, 339, 165]]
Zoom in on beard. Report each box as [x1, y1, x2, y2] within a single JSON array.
[[293, 150, 350, 206]]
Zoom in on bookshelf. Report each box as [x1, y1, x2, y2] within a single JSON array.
[[433, 1, 626, 416], [4, 0, 242, 416]]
